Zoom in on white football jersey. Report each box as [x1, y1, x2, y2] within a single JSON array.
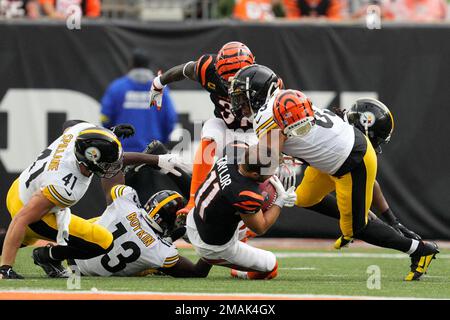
[[18, 122, 95, 212], [74, 185, 179, 277], [254, 97, 355, 175]]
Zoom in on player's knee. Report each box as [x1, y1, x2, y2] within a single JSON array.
[[295, 192, 323, 208]]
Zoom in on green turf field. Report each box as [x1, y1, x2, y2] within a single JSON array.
[[1, 246, 449, 299]]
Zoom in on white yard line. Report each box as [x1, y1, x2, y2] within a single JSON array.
[[275, 252, 450, 259]]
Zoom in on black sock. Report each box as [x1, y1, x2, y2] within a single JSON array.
[[304, 194, 340, 220], [379, 208, 399, 225], [355, 218, 413, 252], [50, 244, 110, 260]]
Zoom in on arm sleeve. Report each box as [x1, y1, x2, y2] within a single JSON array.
[[41, 184, 77, 208], [254, 113, 278, 139], [110, 184, 141, 206], [161, 249, 180, 269], [194, 54, 214, 87], [161, 86, 178, 143], [231, 190, 264, 215]]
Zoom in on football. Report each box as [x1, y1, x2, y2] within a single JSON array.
[[258, 178, 278, 212]]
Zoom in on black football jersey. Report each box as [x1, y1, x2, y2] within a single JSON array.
[[192, 148, 264, 245], [195, 54, 253, 130]]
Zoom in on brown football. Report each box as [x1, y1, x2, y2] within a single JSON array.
[[258, 179, 278, 212]]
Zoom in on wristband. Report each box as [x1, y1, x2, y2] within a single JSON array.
[[274, 197, 285, 208], [152, 75, 164, 90]]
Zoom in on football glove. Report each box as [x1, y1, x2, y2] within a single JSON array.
[[0, 265, 24, 279], [149, 75, 165, 110], [157, 154, 192, 177], [275, 163, 297, 190], [110, 124, 135, 139], [269, 175, 297, 208], [392, 222, 422, 241]]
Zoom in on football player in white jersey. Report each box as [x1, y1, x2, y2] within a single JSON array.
[[229, 65, 439, 281], [72, 183, 212, 278], [0, 121, 191, 279]]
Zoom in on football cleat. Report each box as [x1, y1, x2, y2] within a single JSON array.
[[230, 269, 248, 279], [334, 235, 353, 249], [0, 265, 24, 279], [32, 246, 71, 278], [405, 241, 439, 281]]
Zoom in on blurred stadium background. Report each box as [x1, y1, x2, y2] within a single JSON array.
[[1, 0, 450, 243]]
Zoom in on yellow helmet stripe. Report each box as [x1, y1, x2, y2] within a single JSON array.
[[79, 129, 122, 148], [389, 111, 395, 133], [149, 194, 181, 219]]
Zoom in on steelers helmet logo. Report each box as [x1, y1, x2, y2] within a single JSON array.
[[360, 111, 376, 128], [85, 147, 101, 162]]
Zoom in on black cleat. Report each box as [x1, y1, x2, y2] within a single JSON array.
[[32, 246, 70, 278], [0, 265, 24, 279], [405, 241, 439, 281]]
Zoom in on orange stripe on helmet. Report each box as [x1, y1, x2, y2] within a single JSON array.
[[216, 41, 255, 81]]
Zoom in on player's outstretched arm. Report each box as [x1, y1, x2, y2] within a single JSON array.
[[150, 61, 197, 109], [160, 61, 197, 85], [1, 192, 54, 267], [160, 256, 212, 278], [123, 152, 188, 177]]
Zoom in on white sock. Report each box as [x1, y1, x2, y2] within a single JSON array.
[[406, 239, 420, 255]]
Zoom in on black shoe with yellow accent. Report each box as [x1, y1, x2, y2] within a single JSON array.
[[405, 241, 439, 281], [32, 246, 70, 278]]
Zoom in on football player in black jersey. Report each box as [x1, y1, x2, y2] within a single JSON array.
[[185, 143, 296, 280], [148, 42, 256, 219]]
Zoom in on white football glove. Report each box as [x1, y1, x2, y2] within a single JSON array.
[[157, 154, 192, 177], [275, 163, 297, 190], [149, 75, 165, 109], [269, 175, 297, 208]]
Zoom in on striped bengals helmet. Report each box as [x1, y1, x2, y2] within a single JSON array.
[[272, 90, 315, 138], [215, 41, 255, 84]]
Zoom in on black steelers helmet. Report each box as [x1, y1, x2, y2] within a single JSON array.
[[143, 190, 186, 235], [347, 98, 394, 153], [75, 127, 123, 178], [230, 64, 282, 120]]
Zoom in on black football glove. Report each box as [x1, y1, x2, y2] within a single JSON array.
[[111, 124, 135, 139], [392, 222, 422, 241], [0, 265, 24, 279]]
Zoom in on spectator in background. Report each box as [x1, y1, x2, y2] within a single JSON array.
[[232, 0, 285, 20], [388, 0, 447, 21], [39, 0, 100, 19], [282, 0, 347, 20], [0, 0, 40, 18], [101, 48, 178, 152]]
